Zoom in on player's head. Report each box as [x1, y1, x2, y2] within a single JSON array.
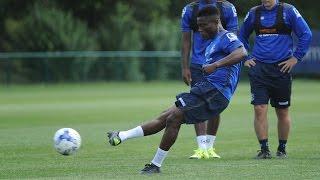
[[197, 6, 220, 39], [261, 0, 277, 9]]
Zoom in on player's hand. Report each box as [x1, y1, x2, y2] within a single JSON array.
[[182, 68, 192, 86], [278, 57, 298, 73], [244, 58, 256, 68], [202, 63, 218, 74]]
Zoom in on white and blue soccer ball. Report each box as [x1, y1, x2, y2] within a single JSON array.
[[53, 128, 81, 155]]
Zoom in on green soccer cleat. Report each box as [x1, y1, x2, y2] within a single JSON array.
[[140, 163, 161, 174], [107, 131, 121, 146], [189, 148, 210, 159], [208, 148, 221, 158]]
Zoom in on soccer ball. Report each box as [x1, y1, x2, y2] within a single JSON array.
[[53, 128, 81, 155]]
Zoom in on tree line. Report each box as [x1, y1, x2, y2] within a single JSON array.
[[0, 0, 318, 83]]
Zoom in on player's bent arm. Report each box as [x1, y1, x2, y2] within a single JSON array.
[[181, 32, 192, 69], [203, 46, 247, 74], [214, 46, 247, 67]]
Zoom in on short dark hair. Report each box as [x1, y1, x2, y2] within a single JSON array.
[[197, 6, 220, 18]]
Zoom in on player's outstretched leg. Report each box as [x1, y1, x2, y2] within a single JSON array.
[[141, 106, 184, 174], [107, 107, 172, 146]]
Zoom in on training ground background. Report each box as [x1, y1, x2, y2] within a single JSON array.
[[0, 80, 319, 179]]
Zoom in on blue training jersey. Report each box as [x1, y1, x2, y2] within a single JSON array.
[[181, 0, 238, 65], [239, 3, 312, 63], [204, 31, 244, 101]]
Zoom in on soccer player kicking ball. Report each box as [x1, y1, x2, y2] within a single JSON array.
[[107, 6, 247, 174]]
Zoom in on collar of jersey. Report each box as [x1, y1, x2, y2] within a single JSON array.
[[210, 30, 227, 41]]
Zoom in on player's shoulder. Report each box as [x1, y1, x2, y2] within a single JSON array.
[[281, 2, 298, 13], [184, 1, 200, 10], [244, 5, 263, 18], [218, 0, 237, 18], [218, 0, 236, 12], [281, 2, 295, 10], [182, 1, 199, 17], [218, 0, 235, 8], [221, 31, 239, 43], [249, 5, 262, 13], [281, 3, 302, 18]]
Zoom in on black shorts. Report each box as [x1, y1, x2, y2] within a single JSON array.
[[248, 60, 292, 108], [190, 63, 206, 87], [175, 81, 229, 124]]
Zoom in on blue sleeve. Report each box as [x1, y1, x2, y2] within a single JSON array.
[[220, 33, 244, 54], [224, 5, 238, 33], [287, 6, 312, 61], [239, 9, 255, 60], [181, 5, 192, 32]]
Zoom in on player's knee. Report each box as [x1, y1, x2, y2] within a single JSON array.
[[166, 111, 182, 128], [166, 115, 178, 128], [254, 105, 268, 122], [276, 108, 289, 115], [254, 105, 267, 114], [276, 108, 290, 122]]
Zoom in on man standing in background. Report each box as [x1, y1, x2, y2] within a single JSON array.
[[239, 0, 312, 159], [181, 0, 238, 159]]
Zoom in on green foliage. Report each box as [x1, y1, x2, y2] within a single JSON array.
[[99, 2, 143, 51], [5, 3, 98, 82], [143, 17, 181, 80], [0, 0, 319, 83], [97, 2, 144, 81]]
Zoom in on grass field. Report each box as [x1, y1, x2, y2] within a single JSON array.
[[0, 80, 320, 179]]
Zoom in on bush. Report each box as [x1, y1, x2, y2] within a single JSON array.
[[143, 17, 181, 80], [5, 3, 98, 82], [96, 2, 144, 81]]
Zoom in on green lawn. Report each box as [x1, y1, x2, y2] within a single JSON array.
[[0, 80, 319, 179]]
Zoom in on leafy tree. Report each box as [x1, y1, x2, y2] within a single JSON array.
[[5, 3, 98, 82]]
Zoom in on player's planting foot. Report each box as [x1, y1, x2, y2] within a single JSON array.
[[140, 163, 160, 174], [189, 148, 210, 159], [208, 148, 221, 158], [276, 150, 287, 159], [255, 150, 272, 159], [107, 131, 121, 146]]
